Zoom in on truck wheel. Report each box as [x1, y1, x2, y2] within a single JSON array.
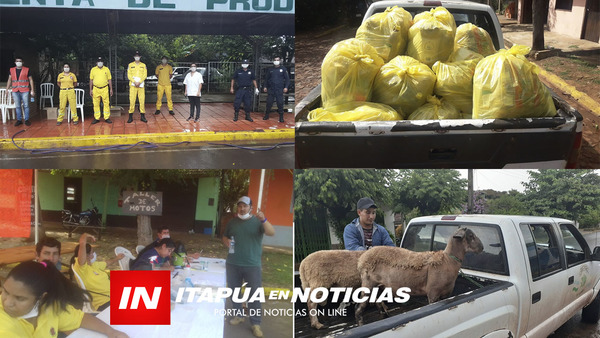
[[582, 291, 600, 323]]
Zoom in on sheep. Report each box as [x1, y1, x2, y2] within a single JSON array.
[[355, 227, 484, 326], [299, 250, 365, 329]]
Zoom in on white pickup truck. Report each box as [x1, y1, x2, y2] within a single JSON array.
[[298, 215, 599, 337]]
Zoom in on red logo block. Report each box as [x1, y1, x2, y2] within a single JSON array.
[[110, 271, 171, 325]]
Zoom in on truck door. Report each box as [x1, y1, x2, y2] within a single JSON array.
[[519, 223, 570, 337]]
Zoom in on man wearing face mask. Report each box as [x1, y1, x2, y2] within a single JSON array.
[[262, 57, 290, 123], [154, 56, 174, 116], [127, 51, 148, 123], [6, 57, 35, 127], [222, 196, 275, 338], [230, 59, 258, 122], [89, 57, 113, 124], [56, 63, 78, 126]]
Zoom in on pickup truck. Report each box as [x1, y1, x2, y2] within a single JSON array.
[[294, 0, 583, 169], [294, 214, 600, 337]]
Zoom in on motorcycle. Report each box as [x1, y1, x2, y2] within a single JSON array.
[[62, 199, 103, 229]]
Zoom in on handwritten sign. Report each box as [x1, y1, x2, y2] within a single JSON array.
[[122, 191, 163, 216]]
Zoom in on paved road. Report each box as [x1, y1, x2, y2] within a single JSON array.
[[0, 141, 294, 169]]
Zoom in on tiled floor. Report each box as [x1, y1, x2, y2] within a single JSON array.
[[1, 102, 293, 140]]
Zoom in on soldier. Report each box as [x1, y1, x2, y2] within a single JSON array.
[[127, 51, 147, 123], [89, 57, 113, 124], [155, 56, 174, 116], [262, 57, 290, 123], [230, 59, 259, 122]]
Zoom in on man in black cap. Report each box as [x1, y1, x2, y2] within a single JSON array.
[[343, 197, 394, 250], [230, 59, 258, 122]]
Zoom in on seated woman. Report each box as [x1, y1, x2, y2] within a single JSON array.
[[71, 233, 124, 311], [131, 238, 175, 270], [0, 260, 128, 337]]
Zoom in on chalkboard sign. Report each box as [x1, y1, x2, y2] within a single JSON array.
[[122, 191, 163, 216]]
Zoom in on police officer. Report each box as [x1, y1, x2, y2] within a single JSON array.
[[155, 56, 174, 116], [127, 51, 147, 123], [263, 57, 290, 123], [230, 59, 258, 122], [89, 57, 113, 124]]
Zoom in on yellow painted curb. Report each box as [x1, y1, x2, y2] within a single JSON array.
[[538, 68, 600, 117], [1, 129, 294, 150]]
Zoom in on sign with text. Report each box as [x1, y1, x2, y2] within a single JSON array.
[[0, 0, 295, 14], [122, 191, 163, 216]]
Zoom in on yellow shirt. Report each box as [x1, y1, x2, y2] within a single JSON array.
[[89, 66, 111, 88], [127, 61, 147, 86], [57, 72, 77, 89], [0, 301, 84, 338], [155, 64, 173, 86], [73, 260, 110, 310]]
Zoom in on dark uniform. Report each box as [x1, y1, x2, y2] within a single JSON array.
[[232, 67, 256, 121], [263, 65, 290, 122]]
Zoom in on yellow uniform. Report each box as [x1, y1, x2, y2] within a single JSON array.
[[73, 260, 110, 310], [0, 301, 84, 337], [89, 66, 112, 120], [57, 72, 78, 122], [155, 64, 173, 111], [127, 61, 147, 114]]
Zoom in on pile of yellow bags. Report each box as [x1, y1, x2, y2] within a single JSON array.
[[356, 6, 413, 62], [321, 38, 384, 108], [473, 45, 557, 119], [433, 53, 482, 117], [406, 7, 456, 68], [409, 96, 461, 120], [308, 101, 401, 121]]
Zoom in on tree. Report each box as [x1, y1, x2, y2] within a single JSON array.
[[523, 170, 600, 226], [487, 190, 529, 215], [294, 169, 394, 245], [532, 0, 546, 51]]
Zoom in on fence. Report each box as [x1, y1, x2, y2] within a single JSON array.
[[294, 207, 331, 265]]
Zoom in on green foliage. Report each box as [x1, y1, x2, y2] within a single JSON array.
[[487, 190, 529, 215], [219, 170, 251, 214]]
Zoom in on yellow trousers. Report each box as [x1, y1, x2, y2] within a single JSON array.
[[129, 86, 145, 113], [92, 87, 110, 120], [156, 84, 173, 110], [58, 89, 77, 122]]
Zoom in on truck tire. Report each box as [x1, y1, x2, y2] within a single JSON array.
[[582, 291, 600, 323]]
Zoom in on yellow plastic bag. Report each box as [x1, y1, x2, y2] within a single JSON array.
[[432, 55, 482, 115], [473, 45, 557, 119], [448, 47, 484, 62], [455, 23, 497, 57], [321, 38, 384, 108], [308, 101, 401, 121], [356, 6, 413, 62], [408, 96, 461, 120], [372, 55, 436, 118], [406, 7, 456, 68]]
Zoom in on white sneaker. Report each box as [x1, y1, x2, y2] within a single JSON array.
[[251, 325, 263, 337], [229, 317, 245, 325]]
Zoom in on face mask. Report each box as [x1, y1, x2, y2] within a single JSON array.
[[273, 61, 280, 66], [162, 59, 167, 64], [64, 67, 70, 72], [241, 64, 249, 69], [190, 67, 197, 72], [97, 62, 103, 68], [90, 252, 97, 264], [15, 62, 23, 67], [161, 234, 170, 239], [238, 212, 251, 220], [134, 57, 140, 61], [18, 300, 40, 319]]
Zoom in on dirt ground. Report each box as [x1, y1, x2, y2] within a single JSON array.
[[295, 25, 600, 168]]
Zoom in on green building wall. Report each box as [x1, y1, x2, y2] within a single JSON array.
[[194, 177, 220, 234], [38, 171, 64, 211]]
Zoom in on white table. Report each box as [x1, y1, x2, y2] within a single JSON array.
[[69, 258, 227, 338]]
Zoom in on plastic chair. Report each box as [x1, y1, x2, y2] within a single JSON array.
[[40, 83, 54, 109], [115, 246, 136, 270], [67, 88, 85, 123], [71, 264, 99, 314], [136, 245, 145, 254], [0, 89, 16, 123]]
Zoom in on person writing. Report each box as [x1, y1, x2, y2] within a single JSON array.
[[183, 64, 204, 122], [131, 238, 175, 270], [343, 197, 394, 250], [56, 63, 78, 126], [0, 261, 128, 337]]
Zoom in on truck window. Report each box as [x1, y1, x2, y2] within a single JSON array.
[[559, 224, 589, 267], [403, 223, 434, 252], [519, 224, 563, 279]]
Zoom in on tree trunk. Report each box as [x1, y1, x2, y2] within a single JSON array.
[[532, 0, 545, 51], [137, 214, 152, 246]]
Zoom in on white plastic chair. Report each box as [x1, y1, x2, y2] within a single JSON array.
[[40, 83, 54, 109], [67, 88, 85, 123], [0, 89, 16, 123], [115, 246, 136, 270], [71, 264, 99, 314], [136, 245, 145, 254]]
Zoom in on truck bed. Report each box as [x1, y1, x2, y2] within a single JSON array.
[[294, 274, 509, 338], [295, 85, 582, 168]]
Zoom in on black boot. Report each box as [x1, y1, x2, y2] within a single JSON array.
[[140, 114, 147, 123], [127, 114, 133, 123], [263, 112, 270, 120], [233, 112, 239, 122], [279, 113, 284, 123], [245, 112, 253, 122]]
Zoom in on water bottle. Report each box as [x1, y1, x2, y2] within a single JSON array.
[[184, 277, 194, 287], [229, 236, 235, 254], [30, 96, 34, 103]]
